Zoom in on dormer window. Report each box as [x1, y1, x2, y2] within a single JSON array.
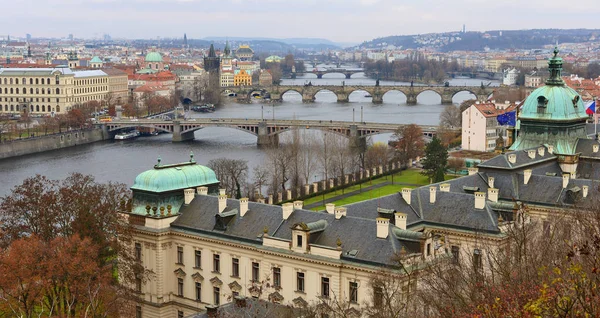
[[297, 235, 303, 247], [537, 96, 548, 108]]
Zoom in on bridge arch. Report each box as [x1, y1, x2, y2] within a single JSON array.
[[347, 71, 365, 79], [415, 89, 443, 104], [381, 89, 408, 103], [319, 72, 347, 79], [312, 88, 338, 102], [108, 124, 172, 134], [180, 125, 260, 136]]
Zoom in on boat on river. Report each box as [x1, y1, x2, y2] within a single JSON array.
[[114, 130, 140, 140], [191, 104, 215, 113]]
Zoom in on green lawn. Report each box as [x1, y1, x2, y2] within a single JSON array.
[[310, 184, 417, 211]]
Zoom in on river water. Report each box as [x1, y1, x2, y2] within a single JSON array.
[[0, 70, 498, 196]]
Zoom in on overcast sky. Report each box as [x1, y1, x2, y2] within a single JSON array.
[[2, 0, 599, 44]]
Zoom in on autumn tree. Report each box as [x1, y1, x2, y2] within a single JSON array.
[[439, 104, 462, 128], [393, 124, 425, 166], [447, 157, 465, 175], [364, 142, 391, 170], [208, 158, 249, 198], [421, 136, 448, 183]]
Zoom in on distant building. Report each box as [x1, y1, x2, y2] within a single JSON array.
[[233, 69, 251, 86], [461, 100, 516, 152], [90, 56, 103, 69], [204, 44, 221, 91], [102, 68, 129, 105], [524, 72, 544, 88], [502, 68, 519, 86], [138, 51, 165, 74], [265, 55, 283, 63], [235, 44, 254, 61], [259, 70, 272, 86]]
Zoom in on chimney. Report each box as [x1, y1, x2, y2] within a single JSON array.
[[184, 188, 195, 205], [527, 149, 536, 159], [334, 207, 347, 220], [239, 198, 249, 217], [594, 144, 599, 153], [218, 189, 227, 213], [376, 218, 389, 239], [429, 186, 437, 204], [197, 186, 208, 196], [583, 185, 589, 198], [488, 176, 495, 188], [474, 192, 486, 210], [282, 202, 294, 219], [538, 147, 545, 156], [293, 200, 303, 210], [440, 183, 451, 192], [524, 169, 532, 185], [548, 145, 554, 154], [468, 167, 478, 176], [395, 212, 407, 230], [508, 153, 517, 164], [325, 203, 335, 214], [562, 173, 569, 189], [401, 188, 412, 205], [488, 188, 499, 203]]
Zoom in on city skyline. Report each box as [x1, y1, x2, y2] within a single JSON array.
[[2, 0, 599, 44]]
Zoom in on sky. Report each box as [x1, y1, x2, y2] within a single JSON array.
[[2, 0, 600, 44]]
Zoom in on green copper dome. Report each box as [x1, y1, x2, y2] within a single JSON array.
[[145, 51, 163, 63], [90, 56, 103, 63], [131, 158, 219, 193], [510, 48, 589, 155]]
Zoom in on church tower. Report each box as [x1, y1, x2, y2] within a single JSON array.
[[204, 44, 221, 88]]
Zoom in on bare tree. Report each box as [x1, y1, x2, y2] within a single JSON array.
[[439, 104, 461, 128], [447, 157, 465, 175], [252, 165, 270, 199], [299, 131, 318, 185], [208, 158, 249, 198]]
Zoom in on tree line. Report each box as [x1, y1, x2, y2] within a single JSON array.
[[364, 52, 462, 83]]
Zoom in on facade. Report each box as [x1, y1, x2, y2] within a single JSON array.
[[235, 45, 253, 61], [128, 71, 176, 97], [220, 42, 234, 88], [502, 68, 519, 86], [90, 56, 104, 69], [0, 68, 112, 114], [461, 101, 516, 152], [258, 70, 272, 86], [233, 69, 251, 86], [177, 70, 208, 102], [220, 71, 234, 87], [102, 68, 128, 104], [524, 72, 544, 88]]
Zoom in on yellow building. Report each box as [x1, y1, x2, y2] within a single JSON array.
[[233, 69, 251, 86]]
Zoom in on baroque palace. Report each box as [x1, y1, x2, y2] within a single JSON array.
[[126, 49, 600, 317]]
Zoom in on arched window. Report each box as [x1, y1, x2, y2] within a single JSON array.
[[10, 88, 13, 94], [10, 105, 13, 111], [56, 88, 60, 94], [56, 105, 60, 112], [36, 88, 39, 94], [4, 88, 7, 94], [29, 78, 33, 85], [10, 78, 13, 85], [30, 88, 33, 94], [42, 105, 46, 112], [35, 78, 38, 85], [41, 88, 44, 94], [15, 78, 19, 85], [41, 78, 45, 85], [47, 78, 51, 85], [15, 88, 19, 94], [36, 105, 39, 112], [22, 78, 26, 85]]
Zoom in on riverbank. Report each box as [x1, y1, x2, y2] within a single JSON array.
[[0, 128, 109, 160]]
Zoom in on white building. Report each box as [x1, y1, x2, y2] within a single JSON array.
[[461, 100, 516, 152], [502, 68, 519, 86]]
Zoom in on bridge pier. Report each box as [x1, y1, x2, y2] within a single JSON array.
[[291, 73, 297, 79], [406, 94, 417, 106], [372, 94, 383, 104], [302, 93, 314, 103], [172, 121, 195, 142], [441, 94, 454, 105], [336, 93, 349, 103], [349, 125, 367, 152], [257, 122, 279, 147], [345, 73, 352, 79], [316, 74, 323, 79]]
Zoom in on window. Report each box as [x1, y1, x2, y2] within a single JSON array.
[[232, 258, 239, 277], [213, 287, 220, 305], [451, 246, 460, 264], [473, 249, 482, 271], [194, 250, 202, 268], [177, 311, 183, 318], [273, 267, 281, 288], [427, 243, 431, 256], [177, 278, 184, 297], [321, 277, 330, 298], [213, 254, 220, 273], [297, 272, 305, 292], [252, 262, 260, 282], [135, 243, 142, 261], [373, 286, 383, 306], [195, 282, 201, 301], [177, 246, 184, 264], [135, 277, 142, 292], [297, 234, 303, 247], [136, 306, 142, 318], [349, 281, 358, 303]]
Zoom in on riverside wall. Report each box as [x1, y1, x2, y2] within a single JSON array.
[[0, 128, 110, 160]]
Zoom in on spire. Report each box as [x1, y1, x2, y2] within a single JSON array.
[[224, 40, 231, 56], [183, 33, 188, 46], [546, 47, 564, 86], [208, 44, 216, 57]]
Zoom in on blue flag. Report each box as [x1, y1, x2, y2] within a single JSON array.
[[497, 111, 516, 126]]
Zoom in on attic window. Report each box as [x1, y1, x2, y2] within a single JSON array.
[[545, 172, 557, 176], [346, 250, 359, 257], [463, 186, 480, 194], [537, 96, 548, 108]]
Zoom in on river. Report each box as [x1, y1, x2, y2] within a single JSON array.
[[0, 71, 498, 196]]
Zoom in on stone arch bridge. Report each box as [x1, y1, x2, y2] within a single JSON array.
[[291, 69, 364, 79], [223, 85, 494, 105], [98, 118, 443, 147]]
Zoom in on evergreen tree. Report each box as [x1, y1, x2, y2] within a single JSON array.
[[421, 136, 448, 183]]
